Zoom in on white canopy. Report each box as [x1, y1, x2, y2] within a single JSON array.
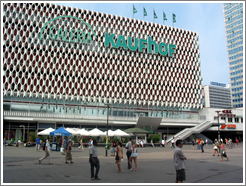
[[77, 128, 89, 136], [101, 129, 130, 137], [102, 129, 116, 137], [37, 128, 55, 135], [114, 129, 130, 136], [65, 128, 81, 135], [87, 128, 105, 136]]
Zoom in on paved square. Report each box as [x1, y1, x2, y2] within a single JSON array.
[[2, 144, 244, 184]]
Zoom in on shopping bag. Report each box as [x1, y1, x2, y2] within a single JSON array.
[[60, 147, 64, 153]]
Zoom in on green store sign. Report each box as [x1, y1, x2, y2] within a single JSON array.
[[40, 15, 96, 43], [105, 33, 176, 57], [40, 16, 176, 57]]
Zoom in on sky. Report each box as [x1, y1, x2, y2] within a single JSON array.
[[56, 1, 229, 86]]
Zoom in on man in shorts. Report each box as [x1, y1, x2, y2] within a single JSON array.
[[174, 139, 187, 183]]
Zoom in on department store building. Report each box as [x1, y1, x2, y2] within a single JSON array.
[[2, 3, 242, 142]]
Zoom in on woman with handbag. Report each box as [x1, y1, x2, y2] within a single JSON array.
[[219, 141, 229, 161], [115, 141, 123, 173]]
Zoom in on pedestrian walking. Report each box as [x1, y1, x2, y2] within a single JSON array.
[[38, 137, 53, 164], [174, 139, 187, 183], [125, 138, 132, 170], [35, 136, 40, 152], [197, 138, 201, 150], [140, 140, 144, 147], [110, 140, 116, 156], [162, 139, 165, 147], [65, 139, 74, 164], [205, 138, 208, 146], [89, 140, 100, 180], [212, 140, 219, 156], [3, 137, 6, 149], [61, 137, 66, 155], [151, 139, 155, 147], [78, 138, 82, 149], [236, 138, 239, 146], [81, 137, 84, 150], [115, 141, 123, 173], [191, 139, 195, 150], [171, 137, 175, 148], [200, 138, 204, 153], [58, 137, 62, 151], [129, 140, 137, 171], [88, 139, 93, 148], [219, 141, 229, 161], [215, 139, 221, 153]]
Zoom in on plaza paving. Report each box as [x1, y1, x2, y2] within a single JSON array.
[[2, 143, 244, 184]]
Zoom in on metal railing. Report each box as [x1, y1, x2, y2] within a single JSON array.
[[4, 110, 202, 124], [166, 120, 216, 143]]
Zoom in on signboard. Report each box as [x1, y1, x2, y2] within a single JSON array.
[[40, 15, 97, 44], [220, 124, 236, 129], [40, 16, 176, 57], [105, 33, 176, 57], [219, 110, 236, 117], [210, 82, 226, 87]]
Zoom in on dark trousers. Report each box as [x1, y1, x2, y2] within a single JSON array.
[[90, 157, 100, 178], [126, 150, 132, 169], [201, 144, 204, 152], [171, 143, 175, 148]]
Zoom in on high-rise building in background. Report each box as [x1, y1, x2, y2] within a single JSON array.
[[202, 82, 232, 109], [223, 3, 243, 108]]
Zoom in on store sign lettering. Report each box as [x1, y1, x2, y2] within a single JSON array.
[[48, 26, 92, 43], [40, 16, 97, 42], [104, 33, 176, 57]]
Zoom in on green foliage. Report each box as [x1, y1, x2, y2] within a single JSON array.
[[147, 134, 160, 143], [29, 132, 37, 142], [152, 134, 160, 143]]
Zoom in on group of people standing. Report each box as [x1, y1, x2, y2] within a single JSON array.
[[108, 138, 138, 173], [89, 138, 138, 180]]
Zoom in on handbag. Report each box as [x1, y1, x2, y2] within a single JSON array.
[[222, 150, 227, 157], [115, 152, 119, 160]]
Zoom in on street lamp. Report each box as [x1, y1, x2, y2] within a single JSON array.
[[105, 103, 111, 156], [215, 111, 220, 141], [20, 125, 25, 142]]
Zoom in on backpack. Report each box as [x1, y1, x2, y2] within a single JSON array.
[[42, 142, 46, 150], [113, 142, 117, 147]]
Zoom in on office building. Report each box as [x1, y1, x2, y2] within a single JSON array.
[[223, 3, 243, 108], [203, 82, 232, 109]]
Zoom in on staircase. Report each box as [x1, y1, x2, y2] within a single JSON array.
[[166, 120, 214, 143]]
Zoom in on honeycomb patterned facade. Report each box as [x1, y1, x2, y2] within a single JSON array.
[[3, 3, 203, 109]]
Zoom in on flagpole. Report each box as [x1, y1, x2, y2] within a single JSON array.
[[143, 6, 144, 21], [133, 4, 134, 19], [163, 11, 164, 26], [153, 9, 154, 23], [172, 12, 173, 27]]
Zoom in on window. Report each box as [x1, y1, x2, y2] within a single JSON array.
[[228, 117, 233, 122], [235, 117, 239, 123], [221, 117, 226, 120]]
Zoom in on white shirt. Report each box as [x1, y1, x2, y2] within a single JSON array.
[[46, 139, 50, 151]]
